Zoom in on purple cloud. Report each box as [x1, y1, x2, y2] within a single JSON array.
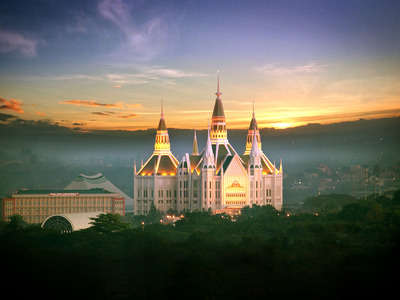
[[98, 0, 168, 60], [0, 30, 38, 57]]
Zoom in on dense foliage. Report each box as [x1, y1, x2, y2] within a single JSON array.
[[1, 191, 400, 299]]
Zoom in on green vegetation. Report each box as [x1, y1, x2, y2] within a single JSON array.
[[1, 191, 400, 299]]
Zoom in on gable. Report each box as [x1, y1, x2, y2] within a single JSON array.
[[224, 154, 247, 177]]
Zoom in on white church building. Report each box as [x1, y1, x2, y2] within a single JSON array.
[[133, 79, 283, 215]]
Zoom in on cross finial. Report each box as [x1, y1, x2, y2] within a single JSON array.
[[161, 99, 164, 118]]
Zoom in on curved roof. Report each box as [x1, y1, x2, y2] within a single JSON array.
[[65, 173, 132, 210], [138, 153, 178, 176], [42, 212, 103, 232]]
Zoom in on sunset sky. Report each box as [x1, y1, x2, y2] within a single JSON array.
[[1, 0, 399, 130]]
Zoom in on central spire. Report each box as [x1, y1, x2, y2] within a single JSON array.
[[216, 74, 222, 99], [210, 75, 227, 143]]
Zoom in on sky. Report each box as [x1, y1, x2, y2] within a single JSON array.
[[0, 0, 399, 130]]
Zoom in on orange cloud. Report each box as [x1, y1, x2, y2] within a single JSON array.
[[92, 111, 115, 116], [61, 99, 124, 108], [36, 111, 46, 117], [0, 97, 24, 113], [91, 111, 137, 119], [119, 113, 137, 119]]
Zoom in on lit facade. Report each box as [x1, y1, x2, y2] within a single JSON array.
[[1, 188, 125, 224], [133, 79, 283, 215]]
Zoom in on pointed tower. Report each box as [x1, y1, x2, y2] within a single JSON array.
[[210, 75, 228, 143], [203, 123, 215, 168], [202, 123, 215, 211], [137, 102, 178, 177], [249, 130, 262, 169], [192, 130, 199, 155], [249, 130, 262, 206], [244, 102, 262, 155]]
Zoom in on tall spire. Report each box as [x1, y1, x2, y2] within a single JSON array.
[[252, 99, 255, 119], [216, 73, 222, 99], [250, 130, 261, 168], [244, 101, 261, 155], [192, 130, 199, 155], [203, 120, 215, 167], [250, 130, 261, 157]]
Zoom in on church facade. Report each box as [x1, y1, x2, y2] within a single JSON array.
[[133, 80, 283, 215]]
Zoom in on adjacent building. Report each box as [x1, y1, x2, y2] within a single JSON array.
[[65, 173, 133, 212], [133, 79, 283, 215], [1, 188, 124, 224]]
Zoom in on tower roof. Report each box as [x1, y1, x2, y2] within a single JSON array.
[[157, 118, 167, 130], [192, 130, 199, 155], [249, 102, 258, 130], [249, 116, 258, 130], [157, 100, 167, 130], [212, 98, 225, 117]]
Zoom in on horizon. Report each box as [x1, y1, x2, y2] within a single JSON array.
[[1, 0, 400, 130]]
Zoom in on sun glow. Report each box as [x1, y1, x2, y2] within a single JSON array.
[[270, 122, 294, 129]]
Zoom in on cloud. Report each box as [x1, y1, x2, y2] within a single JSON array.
[[255, 62, 326, 76], [98, 0, 168, 60], [105, 67, 207, 85], [146, 68, 207, 78], [0, 97, 24, 113], [91, 111, 137, 119], [0, 30, 38, 57], [119, 113, 137, 119], [72, 122, 86, 126], [36, 111, 46, 117], [48, 74, 103, 81], [92, 111, 114, 116], [61, 100, 124, 109]]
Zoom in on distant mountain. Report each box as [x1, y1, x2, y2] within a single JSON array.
[[0, 116, 399, 201]]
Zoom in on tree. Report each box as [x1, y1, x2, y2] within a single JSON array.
[[146, 202, 162, 224], [7, 214, 27, 231], [89, 213, 130, 233]]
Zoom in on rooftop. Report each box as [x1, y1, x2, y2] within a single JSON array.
[[14, 188, 115, 195]]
